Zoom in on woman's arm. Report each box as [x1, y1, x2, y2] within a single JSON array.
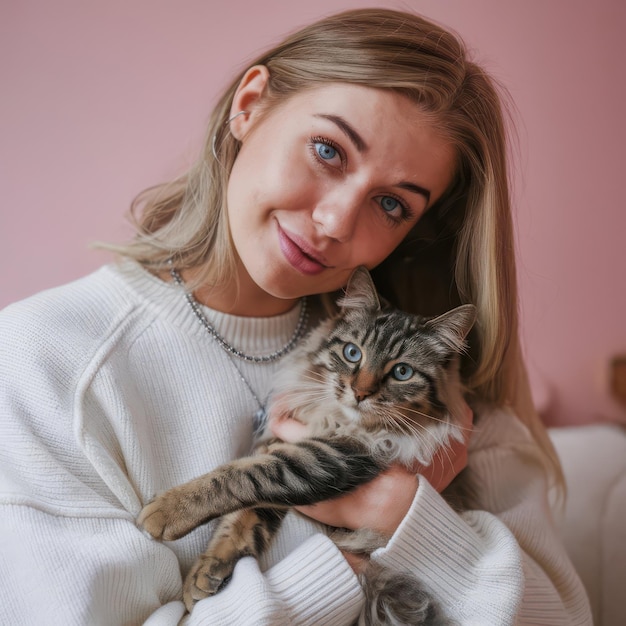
[[272, 406, 592, 625], [275, 405, 471, 541], [0, 503, 363, 626], [373, 408, 591, 625], [0, 298, 364, 626]]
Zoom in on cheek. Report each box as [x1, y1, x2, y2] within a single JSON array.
[[352, 225, 410, 268], [228, 143, 314, 214]]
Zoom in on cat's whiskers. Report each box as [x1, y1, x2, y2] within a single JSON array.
[[279, 382, 338, 413], [283, 390, 334, 408], [379, 407, 445, 461], [381, 405, 433, 434], [398, 405, 471, 433], [399, 405, 449, 425], [378, 407, 439, 451], [300, 369, 327, 383], [396, 410, 462, 476]]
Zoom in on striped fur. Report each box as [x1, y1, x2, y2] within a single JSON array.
[[139, 267, 475, 623]]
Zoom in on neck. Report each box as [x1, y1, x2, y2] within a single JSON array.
[[168, 264, 310, 364], [166, 266, 299, 318], [195, 283, 299, 317]]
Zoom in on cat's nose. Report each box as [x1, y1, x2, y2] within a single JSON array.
[[351, 370, 379, 403], [352, 386, 376, 403]]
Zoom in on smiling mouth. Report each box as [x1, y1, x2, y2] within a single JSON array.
[[277, 224, 330, 276]]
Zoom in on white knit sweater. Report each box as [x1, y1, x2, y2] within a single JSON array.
[[0, 261, 591, 625]]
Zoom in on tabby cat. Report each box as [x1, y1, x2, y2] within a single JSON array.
[[139, 267, 476, 624]]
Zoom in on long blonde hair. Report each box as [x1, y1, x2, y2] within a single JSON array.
[[108, 8, 562, 489]]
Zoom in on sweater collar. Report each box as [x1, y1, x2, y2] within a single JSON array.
[[110, 259, 310, 358]]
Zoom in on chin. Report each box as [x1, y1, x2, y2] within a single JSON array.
[[248, 262, 349, 303], [246, 272, 306, 303]]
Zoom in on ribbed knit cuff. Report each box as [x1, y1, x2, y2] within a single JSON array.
[[266, 534, 364, 625], [189, 535, 363, 626], [372, 477, 522, 621]]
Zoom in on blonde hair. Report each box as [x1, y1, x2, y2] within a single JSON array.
[[108, 8, 563, 490]]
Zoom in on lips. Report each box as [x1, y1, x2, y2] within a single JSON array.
[[277, 224, 329, 276]]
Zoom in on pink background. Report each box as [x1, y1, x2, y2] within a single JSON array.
[[2, 0, 625, 426]]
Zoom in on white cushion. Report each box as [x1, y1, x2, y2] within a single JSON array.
[[549, 424, 626, 626]]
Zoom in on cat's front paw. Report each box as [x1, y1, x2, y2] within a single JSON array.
[[183, 555, 236, 611], [138, 493, 194, 541]]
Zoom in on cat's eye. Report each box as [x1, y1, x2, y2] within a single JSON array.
[[392, 363, 414, 381], [343, 343, 362, 363]]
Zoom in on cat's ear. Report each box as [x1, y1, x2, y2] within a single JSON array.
[[337, 266, 381, 311], [425, 304, 476, 353]]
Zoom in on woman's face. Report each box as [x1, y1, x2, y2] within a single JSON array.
[[224, 80, 456, 315]]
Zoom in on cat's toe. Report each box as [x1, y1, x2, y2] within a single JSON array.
[[137, 498, 184, 541], [183, 556, 235, 611], [138, 501, 167, 539]]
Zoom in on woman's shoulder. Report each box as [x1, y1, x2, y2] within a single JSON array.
[[1, 263, 135, 341], [0, 261, 173, 373], [470, 403, 537, 452]]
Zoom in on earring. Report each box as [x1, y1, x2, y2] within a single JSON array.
[[211, 110, 249, 161], [227, 110, 249, 124]]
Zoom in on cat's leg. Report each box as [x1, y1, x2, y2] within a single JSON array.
[[138, 436, 383, 541], [183, 507, 286, 611]]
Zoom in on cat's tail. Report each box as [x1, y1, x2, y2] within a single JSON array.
[[358, 561, 454, 626]]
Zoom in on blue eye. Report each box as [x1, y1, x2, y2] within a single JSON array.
[[392, 363, 413, 381], [315, 142, 337, 161], [380, 196, 400, 213], [343, 343, 362, 363]]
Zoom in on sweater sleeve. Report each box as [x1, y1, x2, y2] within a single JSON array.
[[186, 537, 362, 625], [0, 504, 361, 625], [370, 407, 593, 625], [0, 291, 364, 626]]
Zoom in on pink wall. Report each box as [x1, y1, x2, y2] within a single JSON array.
[[2, 0, 625, 426]]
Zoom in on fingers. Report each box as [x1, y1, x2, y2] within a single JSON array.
[[268, 415, 309, 442], [296, 467, 418, 536], [266, 392, 312, 442]]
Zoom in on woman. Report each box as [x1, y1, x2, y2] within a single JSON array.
[[0, 8, 591, 625]]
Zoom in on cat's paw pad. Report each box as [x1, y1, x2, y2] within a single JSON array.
[[183, 555, 235, 610], [137, 495, 187, 541]]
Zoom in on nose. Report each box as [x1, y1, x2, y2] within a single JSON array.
[[351, 370, 379, 403], [311, 187, 363, 243], [352, 386, 377, 403]]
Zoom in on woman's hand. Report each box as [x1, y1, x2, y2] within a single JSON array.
[[415, 402, 473, 493], [269, 403, 473, 570]]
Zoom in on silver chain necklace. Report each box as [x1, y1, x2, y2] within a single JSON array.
[[169, 265, 309, 434], [169, 267, 308, 363]]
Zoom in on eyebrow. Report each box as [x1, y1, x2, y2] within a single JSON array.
[[314, 113, 432, 206], [315, 114, 368, 152], [396, 182, 431, 205]]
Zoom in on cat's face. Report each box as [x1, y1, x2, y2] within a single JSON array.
[[309, 308, 460, 433], [299, 267, 475, 434], [272, 267, 474, 449]]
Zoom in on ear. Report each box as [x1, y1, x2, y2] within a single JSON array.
[[229, 65, 270, 140], [425, 304, 476, 353], [337, 266, 381, 311]]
